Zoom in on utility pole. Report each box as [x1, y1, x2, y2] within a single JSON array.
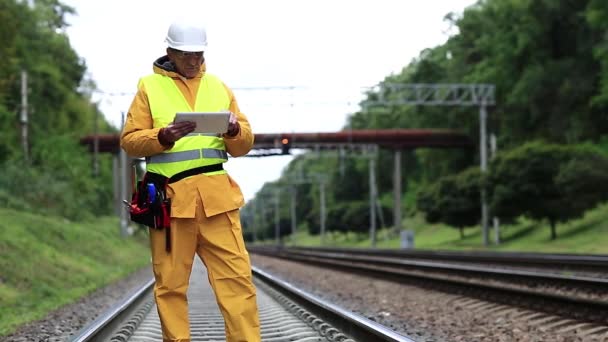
[[319, 179, 326, 244], [480, 101, 489, 246], [93, 105, 99, 177], [490, 133, 500, 244], [284, 171, 328, 245], [369, 154, 377, 247], [274, 188, 280, 246], [306, 145, 377, 245], [290, 185, 297, 241], [20, 70, 29, 161], [393, 150, 402, 234], [370, 83, 496, 247], [252, 201, 258, 243], [260, 200, 267, 232], [119, 111, 129, 237]]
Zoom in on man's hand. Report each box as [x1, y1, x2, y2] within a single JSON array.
[[225, 113, 240, 137], [158, 121, 196, 145]]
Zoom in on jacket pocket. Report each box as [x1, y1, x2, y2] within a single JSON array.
[[198, 174, 244, 217], [166, 182, 196, 218]]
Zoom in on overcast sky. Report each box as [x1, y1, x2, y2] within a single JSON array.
[[63, 0, 477, 201]]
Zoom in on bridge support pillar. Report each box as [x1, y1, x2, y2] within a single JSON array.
[[393, 150, 402, 234]]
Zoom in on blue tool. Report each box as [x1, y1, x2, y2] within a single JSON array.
[[147, 183, 156, 204]]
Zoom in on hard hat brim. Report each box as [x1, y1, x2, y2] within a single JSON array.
[[167, 43, 207, 52]]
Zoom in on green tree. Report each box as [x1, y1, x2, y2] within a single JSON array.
[[417, 167, 481, 238], [353, 0, 608, 185], [554, 146, 608, 219], [0, 0, 117, 220], [249, 0, 608, 242], [323, 200, 390, 236], [487, 142, 608, 240], [586, 0, 608, 108]]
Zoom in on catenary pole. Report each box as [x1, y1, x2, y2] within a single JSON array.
[[320, 180, 326, 244], [369, 155, 377, 247], [274, 188, 280, 246], [479, 101, 489, 246], [370, 83, 495, 247], [290, 185, 297, 242], [393, 150, 402, 233], [93, 106, 99, 177], [20, 70, 29, 161], [119, 112, 129, 237]]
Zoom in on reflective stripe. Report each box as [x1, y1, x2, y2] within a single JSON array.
[[147, 150, 200, 164], [203, 149, 228, 159], [148, 148, 227, 164], [141, 73, 230, 177]]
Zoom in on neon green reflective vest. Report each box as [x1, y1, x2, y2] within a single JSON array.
[[141, 73, 229, 178]]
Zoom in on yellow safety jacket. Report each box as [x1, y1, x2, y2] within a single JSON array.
[[121, 58, 254, 218], [141, 73, 229, 178]]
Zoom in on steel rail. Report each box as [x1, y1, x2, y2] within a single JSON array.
[[67, 278, 155, 342], [66, 268, 415, 341], [249, 247, 608, 316], [282, 249, 608, 286], [252, 266, 415, 342], [283, 246, 608, 268]]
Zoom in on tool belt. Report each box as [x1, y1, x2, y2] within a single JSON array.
[[128, 163, 224, 252]]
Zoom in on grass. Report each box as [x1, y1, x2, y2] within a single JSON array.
[[3, 202, 607, 337], [281, 202, 608, 254], [0, 208, 151, 337]]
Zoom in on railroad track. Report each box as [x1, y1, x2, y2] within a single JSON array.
[[277, 246, 608, 273], [68, 258, 413, 342], [249, 246, 608, 340]]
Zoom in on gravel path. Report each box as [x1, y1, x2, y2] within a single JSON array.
[[0, 266, 154, 342], [250, 253, 598, 342], [2, 254, 602, 342]]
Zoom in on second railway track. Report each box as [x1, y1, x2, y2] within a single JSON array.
[[249, 246, 608, 341], [64, 246, 608, 341]]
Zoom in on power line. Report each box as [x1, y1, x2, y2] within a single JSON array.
[[88, 83, 374, 97], [89, 89, 364, 108]]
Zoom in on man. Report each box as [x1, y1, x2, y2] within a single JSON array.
[[120, 18, 261, 342]]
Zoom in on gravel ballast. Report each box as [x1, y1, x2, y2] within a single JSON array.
[[2, 254, 602, 342], [0, 266, 154, 342], [250, 253, 600, 342]]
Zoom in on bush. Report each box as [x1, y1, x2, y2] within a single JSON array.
[[0, 135, 114, 221], [417, 167, 481, 238], [487, 141, 608, 239]]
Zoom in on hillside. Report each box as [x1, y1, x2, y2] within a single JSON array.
[[0, 209, 150, 336], [288, 202, 608, 255]]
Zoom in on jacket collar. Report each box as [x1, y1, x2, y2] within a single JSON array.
[[152, 55, 206, 78]]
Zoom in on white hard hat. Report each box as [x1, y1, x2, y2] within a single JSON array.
[[165, 19, 207, 52]]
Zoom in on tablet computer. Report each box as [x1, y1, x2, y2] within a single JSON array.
[[174, 112, 231, 134]]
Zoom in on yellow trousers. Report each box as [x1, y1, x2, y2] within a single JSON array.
[[149, 201, 261, 342]]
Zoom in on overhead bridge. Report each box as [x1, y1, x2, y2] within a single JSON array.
[[80, 129, 472, 154], [79, 129, 472, 239], [255, 129, 471, 149]]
